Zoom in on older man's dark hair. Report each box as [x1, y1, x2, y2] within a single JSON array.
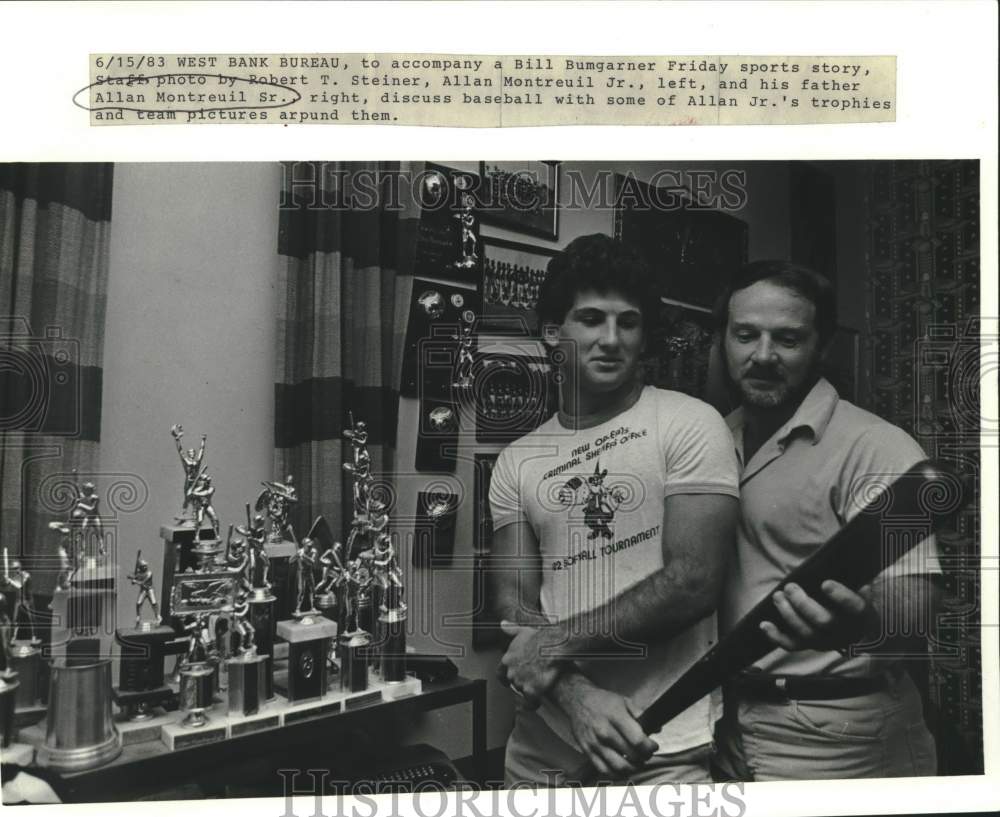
[[536, 233, 659, 335], [713, 260, 838, 347]]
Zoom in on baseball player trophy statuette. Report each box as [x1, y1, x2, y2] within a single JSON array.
[[275, 537, 337, 703], [112, 550, 175, 721], [1, 548, 44, 720]]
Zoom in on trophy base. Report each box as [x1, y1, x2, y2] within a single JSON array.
[[226, 654, 267, 717], [0, 674, 20, 747], [339, 630, 372, 693], [161, 716, 227, 750], [377, 674, 423, 701], [181, 709, 209, 729], [36, 729, 122, 772], [226, 708, 280, 738], [112, 684, 175, 721], [276, 618, 337, 703], [115, 706, 176, 746], [250, 587, 277, 603]]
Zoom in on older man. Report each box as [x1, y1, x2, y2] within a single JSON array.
[[713, 260, 940, 780]]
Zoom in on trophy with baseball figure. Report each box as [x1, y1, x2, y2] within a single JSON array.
[[275, 534, 337, 703], [112, 551, 174, 722], [231, 510, 278, 700], [251, 476, 298, 622], [339, 551, 375, 693], [1, 549, 44, 720], [339, 414, 410, 687], [160, 424, 218, 622], [256, 476, 298, 544], [372, 529, 407, 683], [221, 539, 269, 718]]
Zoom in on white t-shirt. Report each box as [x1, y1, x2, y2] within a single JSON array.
[[490, 385, 740, 754]]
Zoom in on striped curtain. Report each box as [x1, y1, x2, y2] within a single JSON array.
[[275, 162, 419, 543], [0, 163, 113, 595]]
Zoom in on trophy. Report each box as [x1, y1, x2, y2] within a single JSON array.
[[276, 535, 337, 702], [162, 568, 239, 744], [372, 531, 407, 683], [0, 596, 20, 747], [177, 614, 216, 728], [50, 474, 119, 664], [339, 554, 374, 693], [1, 549, 44, 720], [112, 550, 174, 721], [451, 311, 477, 391], [225, 589, 268, 718], [68, 468, 107, 569], [452, 177, 479, 272], [171, 423, 207, 526], [339, 412, 409, 686], [161, 424, 220, 621], [37, 657, 122, 771], [256, 476, 298, 544], [227, 521, 278, 701]]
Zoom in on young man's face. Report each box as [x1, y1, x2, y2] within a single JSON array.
[[723, 280, 823, 410], [549, 289, 645, 396]]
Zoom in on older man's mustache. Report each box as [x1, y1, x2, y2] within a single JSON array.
[[743, 365, 784, 381]]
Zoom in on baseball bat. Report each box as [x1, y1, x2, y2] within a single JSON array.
[[570, 459, 968, 784]]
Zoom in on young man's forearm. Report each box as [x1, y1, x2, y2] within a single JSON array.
[[544, 557, 725, 658]]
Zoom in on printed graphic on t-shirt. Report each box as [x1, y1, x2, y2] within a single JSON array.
[[557, 460, 625, 540]]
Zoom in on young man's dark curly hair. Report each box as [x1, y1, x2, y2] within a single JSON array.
[[536, 233, 660, 338]]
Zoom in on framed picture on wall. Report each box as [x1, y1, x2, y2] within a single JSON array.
[[479, 235, 558, 336], [614, 173, 748, 309], [478, 160, 560, 240], [644, 300, 716, 400]]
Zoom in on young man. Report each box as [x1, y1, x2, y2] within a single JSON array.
[[489, 234, 740, 785], [714, 260, 940, 780]]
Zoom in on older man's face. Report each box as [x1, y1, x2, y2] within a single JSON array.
[[723, 280, 823, 409]]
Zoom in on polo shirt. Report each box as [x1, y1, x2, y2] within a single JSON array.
[[721, 377, 941, 677]]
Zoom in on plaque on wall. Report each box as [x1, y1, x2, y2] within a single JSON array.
[[410, 490, 459, 569], [400, 279, 481, 400], [415, 398, 459, 472], [414, 163, 483, 285]]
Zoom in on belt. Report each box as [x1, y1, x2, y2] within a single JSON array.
[[731, 671, 889, 701]]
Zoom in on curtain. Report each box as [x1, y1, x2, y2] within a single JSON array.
[[274, 161, 419, 544], [0, 163, 113, 595]]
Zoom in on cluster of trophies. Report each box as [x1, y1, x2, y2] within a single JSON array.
[[0, 413, 411, 769], [483, 257, 546, 311], [159, 416, 410, 734]]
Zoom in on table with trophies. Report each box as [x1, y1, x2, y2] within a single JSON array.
[[0, 417, 487, 802]]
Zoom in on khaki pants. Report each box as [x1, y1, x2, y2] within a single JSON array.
[[504, 708, 713, 787], [714, 670, 936, 781]]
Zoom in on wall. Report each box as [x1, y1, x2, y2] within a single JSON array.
[[100, 162, 281, 634]]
